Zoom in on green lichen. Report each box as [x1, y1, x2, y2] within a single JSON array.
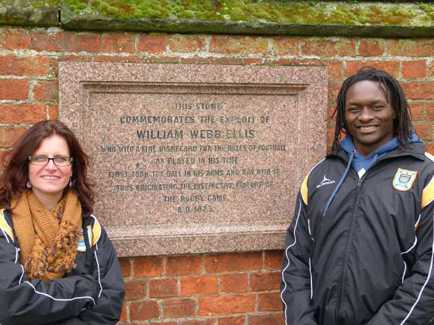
[[0, 0, 433, 37], [60, 0, 434, 27], [0, 0, 59, 26]]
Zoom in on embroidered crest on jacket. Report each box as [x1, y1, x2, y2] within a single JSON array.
[[393, 168, 417, 191]]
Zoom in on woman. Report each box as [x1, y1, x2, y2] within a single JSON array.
[[0, 120, 124, 324]]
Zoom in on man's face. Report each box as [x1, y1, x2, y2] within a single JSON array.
[[344, 80, 396, 156]]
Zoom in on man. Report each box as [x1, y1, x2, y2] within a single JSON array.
[[281, 67, 434, 325]]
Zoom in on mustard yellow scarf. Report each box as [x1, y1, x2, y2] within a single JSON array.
[[11, 191, 82, 280]]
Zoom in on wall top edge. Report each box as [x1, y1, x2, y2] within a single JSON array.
[[0, 1, 433, 38]]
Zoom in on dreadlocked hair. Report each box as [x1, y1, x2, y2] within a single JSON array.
[[331, 67, 413, 153]]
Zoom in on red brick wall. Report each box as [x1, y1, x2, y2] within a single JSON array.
[[0, 27, 433, 324]]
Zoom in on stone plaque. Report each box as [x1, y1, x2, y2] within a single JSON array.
[[59, 63, 327, 256]]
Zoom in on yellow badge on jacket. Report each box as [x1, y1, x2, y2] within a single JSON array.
[[393, 168, 417, 191]]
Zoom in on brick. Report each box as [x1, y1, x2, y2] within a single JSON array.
[[168, 34, 206, 52], [0, 104, 46, 124], [150, 322, 177, 325], [217, 316, 245, 325], [272, 37, 301, 56], [387, 39, 434, 57], [180, 320, 216, 325], [47, 105, 58, 120], [0, 80, 28, 100], [181, 275, 218, 296], [301, 38, 356, 57], [118, 258, 131, 277], [328, 80, 343, 106], [149, 279, 178, 298], [0, 56, 50, 77], [162, 298, 196, 318], [1, 28, 31, 49], [426, 143, 434, 153], [358, 39, 385, 57], [30, 31, 66, 52], [137, 34, 168, 54], [32, 80, 58, 102], [101, 32, 135, 52], [426, 103, 434, 121], [250, 272, 280, 291], [0, 127, 28, 147], [409, 103, 425, 121], [130, 300, 160, 321], [327, 61, 344, 81], [120, 303, 128, 322], [402, 61, 428, 80], [0, 150, 11, 167], [76, 33, 102, 52], [205, 252, 262, 273], [219, 273, 248, 293], [345, 61, 400, 77], [257, 292, 282, 311], [124, 280, 147, 301], [264, 250, 283, 270], [210, 36, 269, 55], [248, 313, 284, 325], [403, 82, 434, 100], [414, 124, 432, 141], [198, 294, 256, 315], [134, 256, 164, 277], [167, 255, 202, 275]]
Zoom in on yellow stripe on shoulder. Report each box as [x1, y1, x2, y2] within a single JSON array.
[[422, 177, 434, 209], [92, 216, 102, 246], [0, 209, 14, 241], [300, 158, 325, 205], [300, 174, 309, 205]]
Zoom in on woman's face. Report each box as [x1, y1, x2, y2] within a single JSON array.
[[28, 134, 73, 204]]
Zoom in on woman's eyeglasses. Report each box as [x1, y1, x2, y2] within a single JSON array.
[[28, 155, 73, 167]]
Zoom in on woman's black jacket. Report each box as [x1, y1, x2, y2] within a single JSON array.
[[0, 210, 124, 325]]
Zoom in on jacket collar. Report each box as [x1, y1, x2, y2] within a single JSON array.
[[328, 141, 426, 163]]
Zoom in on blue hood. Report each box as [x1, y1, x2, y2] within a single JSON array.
[[340, 133, 422, 175]]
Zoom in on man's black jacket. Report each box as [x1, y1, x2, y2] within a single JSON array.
[[281, 142, 434, 325]]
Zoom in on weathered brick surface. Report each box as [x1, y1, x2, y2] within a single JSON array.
[[0, 104, 46, 124], [149, 278, 178, 298], [358, 39, 386, 57], [204, 252, 263, 273], [166, 255, 202, 275], [133, 256, 164, 277], [180, 275, 218, 296], [1, 25, 433, 325], [130, 300, 160, 321], [0, 79, 28, 100], [219, 273, 249, 293], [162, 298, 197, 318], [198, 294, 256, 315]]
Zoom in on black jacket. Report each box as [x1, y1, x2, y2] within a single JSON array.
[[0, 210, 124, 325], [281, 142, 434, 325]]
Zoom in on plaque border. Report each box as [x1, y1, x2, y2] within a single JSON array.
[[59, 63, 328, 256]]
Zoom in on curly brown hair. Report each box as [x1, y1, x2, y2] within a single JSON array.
[[0, 120, 94, 213]]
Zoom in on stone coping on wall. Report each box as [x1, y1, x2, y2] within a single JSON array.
[[0, 0, 433, 38]]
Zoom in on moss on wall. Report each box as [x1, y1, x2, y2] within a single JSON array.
[[0, 0, 433, 37]]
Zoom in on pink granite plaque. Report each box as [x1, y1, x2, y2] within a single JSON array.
[[59, 63, 327, 256]]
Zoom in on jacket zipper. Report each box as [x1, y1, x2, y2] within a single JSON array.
[[333, 155, 397, 322], [335, 171, 363, 322]]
